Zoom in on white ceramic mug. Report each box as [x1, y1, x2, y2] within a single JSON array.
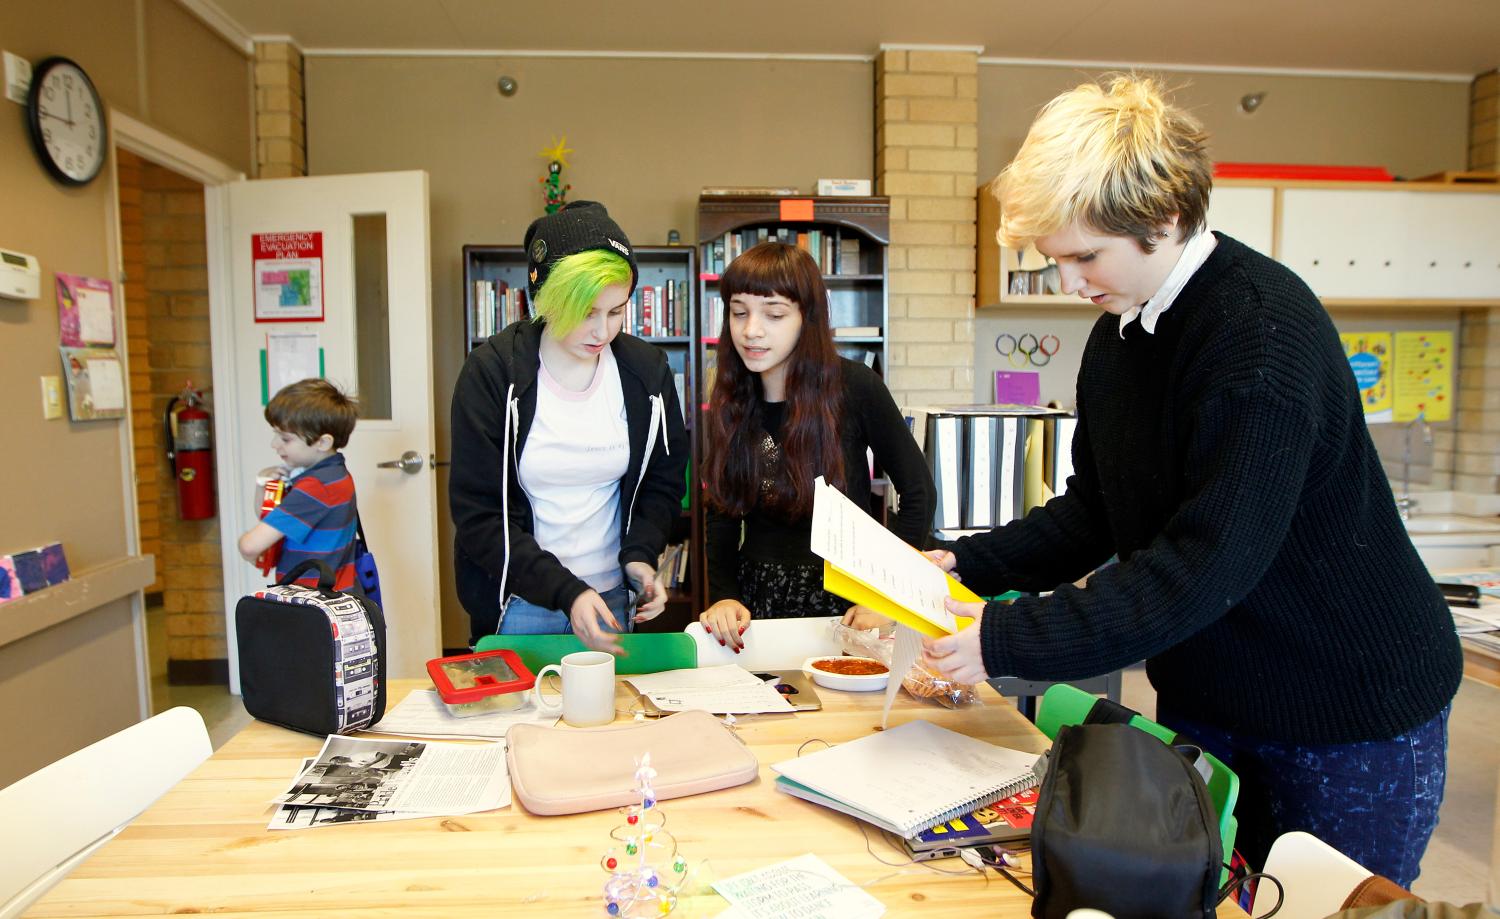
[[531, 650, 616, 727]]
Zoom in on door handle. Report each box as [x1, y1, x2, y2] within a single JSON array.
[[429, 454, 451, 469], [377, 450, 424, 475]]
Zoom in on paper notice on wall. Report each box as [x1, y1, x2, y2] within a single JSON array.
[[56, 273, 116, 347], [264, 331, 322, 404], [1340, 331, 1392, 423], [59, 346, 126, 421], [1393, 331, 1453, 423], [253, 232, 324, 321]]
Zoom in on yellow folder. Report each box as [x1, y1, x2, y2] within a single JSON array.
[[823, 555, 980, 639]]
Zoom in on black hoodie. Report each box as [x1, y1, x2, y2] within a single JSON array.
[[450, 320, 688, 641]]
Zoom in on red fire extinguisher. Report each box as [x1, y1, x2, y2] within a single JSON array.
[[165, 382, 216, 520]]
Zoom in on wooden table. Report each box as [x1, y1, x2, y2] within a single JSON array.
[[32, 679, 1247, 917]]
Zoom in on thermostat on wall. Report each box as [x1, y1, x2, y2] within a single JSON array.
[[0, 247, 40, 300]]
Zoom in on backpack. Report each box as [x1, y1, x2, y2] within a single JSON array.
[[352, 515, 381, 608], [1030, 720, 1222, 919]]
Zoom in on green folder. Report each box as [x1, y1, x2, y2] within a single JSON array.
[[474, 632, 697, 675]]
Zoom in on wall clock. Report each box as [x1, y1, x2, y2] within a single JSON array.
[[26, 56, 108, 187]]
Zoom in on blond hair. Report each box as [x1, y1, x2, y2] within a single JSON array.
[[993, 75, 1211, 252]]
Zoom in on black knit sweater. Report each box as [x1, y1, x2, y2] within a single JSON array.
[[951, 234, 1462, 744]]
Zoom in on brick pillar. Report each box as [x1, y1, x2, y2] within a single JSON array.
[[876, 47, 979, 407], [1470, 70, 1498, 172], [143, 162, 227, 679], [1458, 71, 1500, 496], [117, 150, 163, 593], [254, 41, 306, 179], [1455, 309, 1500, 494]]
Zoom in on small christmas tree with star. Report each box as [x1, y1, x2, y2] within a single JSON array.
[[599, 754, 691, 916], [539, 135, 574, 214]]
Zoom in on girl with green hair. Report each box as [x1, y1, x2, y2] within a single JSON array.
[[450, 202, 687, 654]]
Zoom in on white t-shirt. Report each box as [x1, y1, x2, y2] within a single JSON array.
[[519, 347, 630, 593]]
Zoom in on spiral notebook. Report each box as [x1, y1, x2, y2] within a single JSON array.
[[770, 719, 1040, 838]]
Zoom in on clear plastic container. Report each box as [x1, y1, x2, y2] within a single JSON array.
[[426, 649, 536, 717]]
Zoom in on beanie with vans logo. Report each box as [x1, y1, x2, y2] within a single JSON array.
[[523, 200, 638, 300]]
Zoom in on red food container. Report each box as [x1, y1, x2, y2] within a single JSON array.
[[426, 649, 536, 717]]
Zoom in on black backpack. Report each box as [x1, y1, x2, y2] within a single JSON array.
[[1030, 719, 1222, 919]]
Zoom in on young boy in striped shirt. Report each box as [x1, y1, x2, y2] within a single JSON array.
[[238, 379, 361, 591]]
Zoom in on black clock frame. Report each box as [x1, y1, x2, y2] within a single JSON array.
[[26, 56, 108, 187]]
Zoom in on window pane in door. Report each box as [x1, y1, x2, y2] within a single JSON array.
[[352, 213, 391, 420]]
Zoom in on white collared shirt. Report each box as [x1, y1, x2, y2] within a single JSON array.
[[1119, 229, 1218, 337]]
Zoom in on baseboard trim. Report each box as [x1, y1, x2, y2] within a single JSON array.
[[168, 657, 229, 685]]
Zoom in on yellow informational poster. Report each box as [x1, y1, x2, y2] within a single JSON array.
[[1340, 332, 1392, 422], [1393, 331, 1454, 422]]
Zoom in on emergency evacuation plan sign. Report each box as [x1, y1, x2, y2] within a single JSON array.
[[253, 231, 325, 322]]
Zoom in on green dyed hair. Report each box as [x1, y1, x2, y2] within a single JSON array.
[[533, 250, 634, 337]]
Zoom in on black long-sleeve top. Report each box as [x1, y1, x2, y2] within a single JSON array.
[[707, 358, 935, 606], [951, 234, 1461, 745]]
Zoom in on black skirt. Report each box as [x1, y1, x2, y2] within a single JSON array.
[[737, 555, 851, 619]]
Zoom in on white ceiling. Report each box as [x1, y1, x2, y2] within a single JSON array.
[[203, 0, 1500, 79]]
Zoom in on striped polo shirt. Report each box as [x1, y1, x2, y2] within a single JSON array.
[[264, 453, 359, 591]]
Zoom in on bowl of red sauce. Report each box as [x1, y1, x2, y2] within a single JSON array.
[[802, 656, 890, 692]]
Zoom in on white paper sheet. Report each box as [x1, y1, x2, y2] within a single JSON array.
[[626, 664, 794, 714], [881, 625, 923, 729], [76, 284, 115, 344], [266, 330, 321, 398], [268, 758, 440, 830], [364, 689, 556, 740], [275, 735, 510, 815], [810, 477, 957, 634], [86, 355, 125, 410], [713, 853, 885, 919]]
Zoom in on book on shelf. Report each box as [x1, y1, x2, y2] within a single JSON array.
[[470, 279, 527, 340], [771, 719, 1040, 838], [816, 178, 872, 196], [832, 326, 881, 338], [702, 227, 859, 277]]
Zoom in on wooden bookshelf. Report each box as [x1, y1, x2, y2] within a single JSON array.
[[693, 194, 892, 612], [459, 244, 700, 628]]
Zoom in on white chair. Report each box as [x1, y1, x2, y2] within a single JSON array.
[[1250, 830, 1375, 918], [686, 616, 847, 670], [0, 706, 212, 919]]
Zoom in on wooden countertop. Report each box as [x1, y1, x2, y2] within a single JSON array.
[[31, 678, 1248, 917]]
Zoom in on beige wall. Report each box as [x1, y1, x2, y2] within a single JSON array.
[[977, 65, 1470, 184], [0, 0, 251, 764], [305, 54, 872, 645]]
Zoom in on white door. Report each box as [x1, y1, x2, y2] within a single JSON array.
[[207, 171, 439, 687]]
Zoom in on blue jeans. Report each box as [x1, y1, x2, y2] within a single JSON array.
[[498, 585, 634, 637], [1156, 703, 1449, 888]]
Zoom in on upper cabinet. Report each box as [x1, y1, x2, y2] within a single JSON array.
[[977, 179, 1500, 308], [1278, 187, 1500, 303]]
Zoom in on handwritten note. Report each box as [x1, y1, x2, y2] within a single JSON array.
[[714, 853, 885, 919], [626, 665, 793, 714]]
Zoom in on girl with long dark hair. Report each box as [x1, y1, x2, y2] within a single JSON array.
[[697, 242, 934, 649]]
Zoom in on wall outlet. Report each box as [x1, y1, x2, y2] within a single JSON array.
[[41, 375, 63, 419], [5, 51, 33, 105]]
